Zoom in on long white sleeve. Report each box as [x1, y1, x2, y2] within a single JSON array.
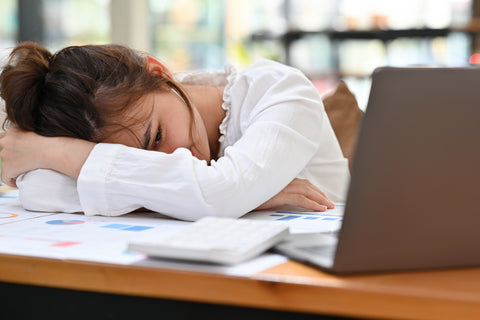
[[16, 169, 82, 213]]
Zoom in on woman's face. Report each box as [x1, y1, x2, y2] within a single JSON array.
[[103, 90, 211, 162]]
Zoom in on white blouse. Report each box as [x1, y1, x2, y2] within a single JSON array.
[[17, 59, 350, 221]]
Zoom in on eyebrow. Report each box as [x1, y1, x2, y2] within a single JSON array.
[[143, 121, 152, 150]]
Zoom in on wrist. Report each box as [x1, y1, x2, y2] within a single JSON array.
[[46, 137, 95, 179]]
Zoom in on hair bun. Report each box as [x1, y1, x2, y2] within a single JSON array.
[[0, 41, 53, 130]]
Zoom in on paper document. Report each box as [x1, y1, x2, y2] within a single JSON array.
[[243, 204, 345, 234], [0, 195, 286, 275], [0, 189, 56, 224]]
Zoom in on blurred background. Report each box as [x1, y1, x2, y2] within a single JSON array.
[[1, 0, 479, 108]]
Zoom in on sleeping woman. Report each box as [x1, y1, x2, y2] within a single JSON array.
[[0, 42, 349, 221]]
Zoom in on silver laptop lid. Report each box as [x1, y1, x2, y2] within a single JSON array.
[[332, 67, 480, 273]]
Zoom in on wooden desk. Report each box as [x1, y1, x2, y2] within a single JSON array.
[[1, 253, 480, 320]]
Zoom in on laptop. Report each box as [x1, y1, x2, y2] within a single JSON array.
[[275, 67, 480, 274]]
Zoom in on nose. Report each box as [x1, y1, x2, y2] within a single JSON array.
[[159, 144, 177, 154], [158, 141, 189, 155]]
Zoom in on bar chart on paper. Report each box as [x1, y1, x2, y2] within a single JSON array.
[[46, 219, 85, 225], [243, 205, 344, 234], [271, 211, 342, 221]]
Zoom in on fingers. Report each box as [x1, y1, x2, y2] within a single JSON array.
[[0, 128, 26, 188], [285, 193, 329, 212], [1, 167, 17, 188], [0, 131, 5, 150], [287, 179, 326, 197], [0, 163, 16, 188], [256, 191, 329, 212], [3, 178, 17, 189], [256, 179, 335, 212], [287, 179, 335, 209]]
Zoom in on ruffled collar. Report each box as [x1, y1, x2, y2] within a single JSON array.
[[174, 64, 237, 158], [217, 64, 236, 157]]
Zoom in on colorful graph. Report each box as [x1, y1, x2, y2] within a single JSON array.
[[50, 241, 81, 247], [0, 195, 17, 199], [272, 211, 343, 222], [0, 212, 19, 219], [46, 219, 85, 225], [101, 223, 154, 232], [6, 234, 83, 248]]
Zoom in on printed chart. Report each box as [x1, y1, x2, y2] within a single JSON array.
[[101, 224, 154, 232], [46, 220, 85, 225], [0, 205, 291, 275], [270, 211, 342, 222], [0, 212, 19, 219], [0, 202, 57, 226], [243, 205, 345, 234]]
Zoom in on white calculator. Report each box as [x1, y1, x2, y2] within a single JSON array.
[[128, 217, 289, 265]]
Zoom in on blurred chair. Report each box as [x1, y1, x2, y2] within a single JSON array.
[[323, 81, 363, 171]]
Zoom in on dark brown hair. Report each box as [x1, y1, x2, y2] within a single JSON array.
[[0, 41, 192, 143]]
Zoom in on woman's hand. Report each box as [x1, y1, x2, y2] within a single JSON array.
[[256, 178, 335, 212], [0, 128, 94, 187], [0, 128, 47, 187]]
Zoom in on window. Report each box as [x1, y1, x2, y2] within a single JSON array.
[[149, 0, 225, 70], [42, 0, 110, 51], [0, 0, 17, 63]]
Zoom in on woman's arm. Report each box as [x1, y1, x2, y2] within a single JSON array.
[[0, 128, 332, 214], [1, 127, 333, 216], [0, 128, 93, 186]]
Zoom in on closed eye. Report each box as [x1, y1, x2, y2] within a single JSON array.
[[154, 128, 162, 145]]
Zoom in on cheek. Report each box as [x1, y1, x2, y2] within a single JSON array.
[[157, 124, 192, 153], [102, 129, 143, 149]]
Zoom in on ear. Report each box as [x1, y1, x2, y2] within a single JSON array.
[[145, 56, 173, 79]]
